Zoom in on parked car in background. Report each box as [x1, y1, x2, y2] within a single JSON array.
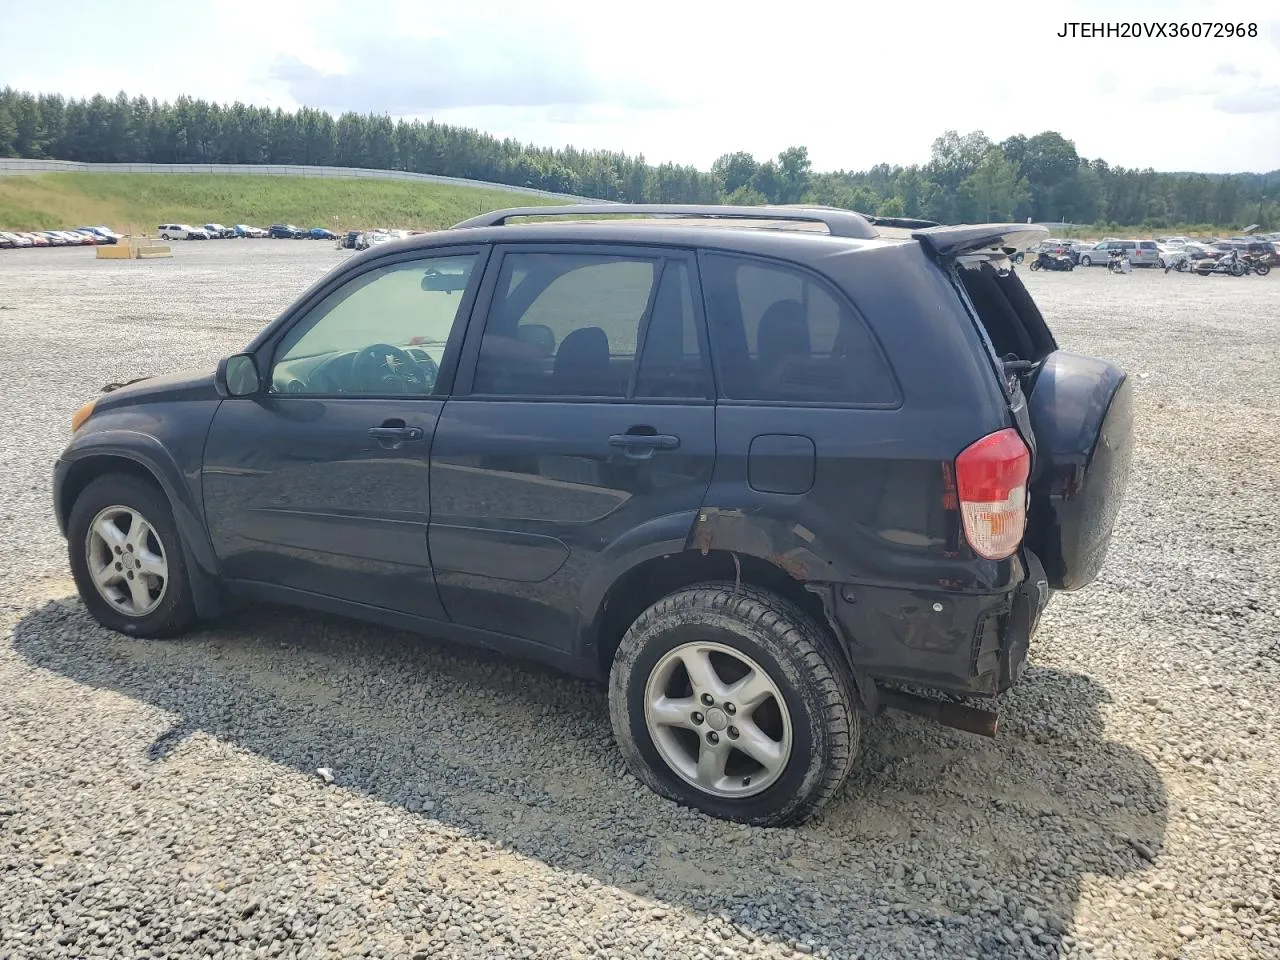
[[78, 226, 122, 244], [1156, 243, 1185, 269], [356, 229, 394, 250], [203, 223, 236, 239], [19, 232, 49, 247], [268, 224, 307, 239], [309, 227, 337, 240], [157, 224, 209, 241], [234, 224, 268, 238], [1221, 238, 1277, 262], [1077, 239, 1160, 267], [337, 230, 361, 249], [1, 231, 34, 248], [0, 233, 14, 249], [1181, 242, 1220, 261], [39, 232, 69, 246]]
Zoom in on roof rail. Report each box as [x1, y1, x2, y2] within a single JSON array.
[[450, 203, 879, 239]]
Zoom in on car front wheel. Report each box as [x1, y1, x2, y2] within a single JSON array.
[[67, 474, 197, 638], [608, 583, 859, 826], [1080, 255, 1092, 266]]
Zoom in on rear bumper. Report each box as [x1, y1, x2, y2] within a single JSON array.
[[828, 548, 1050, 698]]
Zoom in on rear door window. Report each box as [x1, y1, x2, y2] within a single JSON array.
[[699, 252, 897, 405], [470, 251, 712, 399]]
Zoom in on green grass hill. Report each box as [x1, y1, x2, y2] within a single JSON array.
[[0, 173, 565, 234]]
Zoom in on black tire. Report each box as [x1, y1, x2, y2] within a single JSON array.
[[1029, 260, 1041, 271], [608, 583, 859, 826], [1255, 263, 1271, 277], [1080, 255, 1092, 267], [67, 473, 197, 638]]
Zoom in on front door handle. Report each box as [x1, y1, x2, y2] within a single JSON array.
[[609, 433, 680, 449], [609, 432, 680, 460], [368, 420, 424, 446]]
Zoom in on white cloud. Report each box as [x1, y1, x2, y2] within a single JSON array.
[[1, 0, 1277, 172]]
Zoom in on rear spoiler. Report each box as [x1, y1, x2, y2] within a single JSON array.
[[861, 214, 943, 230], [912, 223, 1050, 259]]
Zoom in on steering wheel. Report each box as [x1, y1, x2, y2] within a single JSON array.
[[350, 343, 431, 394]]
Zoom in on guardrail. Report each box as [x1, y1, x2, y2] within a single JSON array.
[[0, 158, 612, 204]]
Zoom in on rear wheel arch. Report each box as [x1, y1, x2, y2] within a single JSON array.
[[591, 548, 853, 679]]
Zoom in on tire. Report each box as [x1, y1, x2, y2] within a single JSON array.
[[1230, 263, 1245, 277], [608, 583, 859, 826], [1029, 260, 1041, 271], [1255, 263, 1271, 277], [1080, 255, 1091, 267], [161, 233, 171, 241], [67, 473, 197, 638]]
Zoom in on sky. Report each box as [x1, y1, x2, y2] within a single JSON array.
[[2, 0, 1278, 174]]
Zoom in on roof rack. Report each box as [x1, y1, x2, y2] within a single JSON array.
[[450, 203, 880, 239]]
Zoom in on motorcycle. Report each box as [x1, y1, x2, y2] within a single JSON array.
[[1107, 249, 1132, 274], [1029, 250, 1074, 271], [1242, 253, 1272, 277], [1194, 250, 1246, 277]]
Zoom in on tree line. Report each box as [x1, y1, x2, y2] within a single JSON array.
[[1, 88, 1274, 230]]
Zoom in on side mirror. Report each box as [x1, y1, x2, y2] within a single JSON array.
[[215, 353, 262, 397]]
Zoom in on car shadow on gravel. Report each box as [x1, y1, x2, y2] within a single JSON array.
[[14, 597, 1169, 958]]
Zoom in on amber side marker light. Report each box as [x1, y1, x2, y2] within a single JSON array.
[[70, 399, 98, 432]]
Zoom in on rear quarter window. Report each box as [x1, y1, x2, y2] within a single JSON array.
[[699, 252, 897, 406]]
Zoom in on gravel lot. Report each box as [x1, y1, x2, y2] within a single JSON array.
[[1, 242, 1277, 960]]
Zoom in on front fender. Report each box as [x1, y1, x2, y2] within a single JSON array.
[[56, 423, 225, 616]]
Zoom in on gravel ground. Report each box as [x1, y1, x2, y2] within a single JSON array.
[[1, 242, 1277, 960]]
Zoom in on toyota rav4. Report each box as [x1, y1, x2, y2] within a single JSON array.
[[54, 204, 1133, 826]]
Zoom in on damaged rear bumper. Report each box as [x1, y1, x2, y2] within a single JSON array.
[[825, 548, 1051, 699]]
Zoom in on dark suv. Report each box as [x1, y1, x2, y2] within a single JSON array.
[[267, 223, 306, 239], [54, 204, 1134, 826]]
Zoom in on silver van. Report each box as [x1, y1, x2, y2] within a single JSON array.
[[1078, 239, 1161, 267]]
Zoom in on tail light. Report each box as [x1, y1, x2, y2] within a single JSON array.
[[954, 428, 1031, 561]]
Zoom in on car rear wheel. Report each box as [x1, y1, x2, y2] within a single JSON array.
[[608, 583, 859, 826], [67, 474, 197, 638]]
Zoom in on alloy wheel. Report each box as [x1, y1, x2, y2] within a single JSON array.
[[643, 641, 793, 798], [84, 505, 169, 617]]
